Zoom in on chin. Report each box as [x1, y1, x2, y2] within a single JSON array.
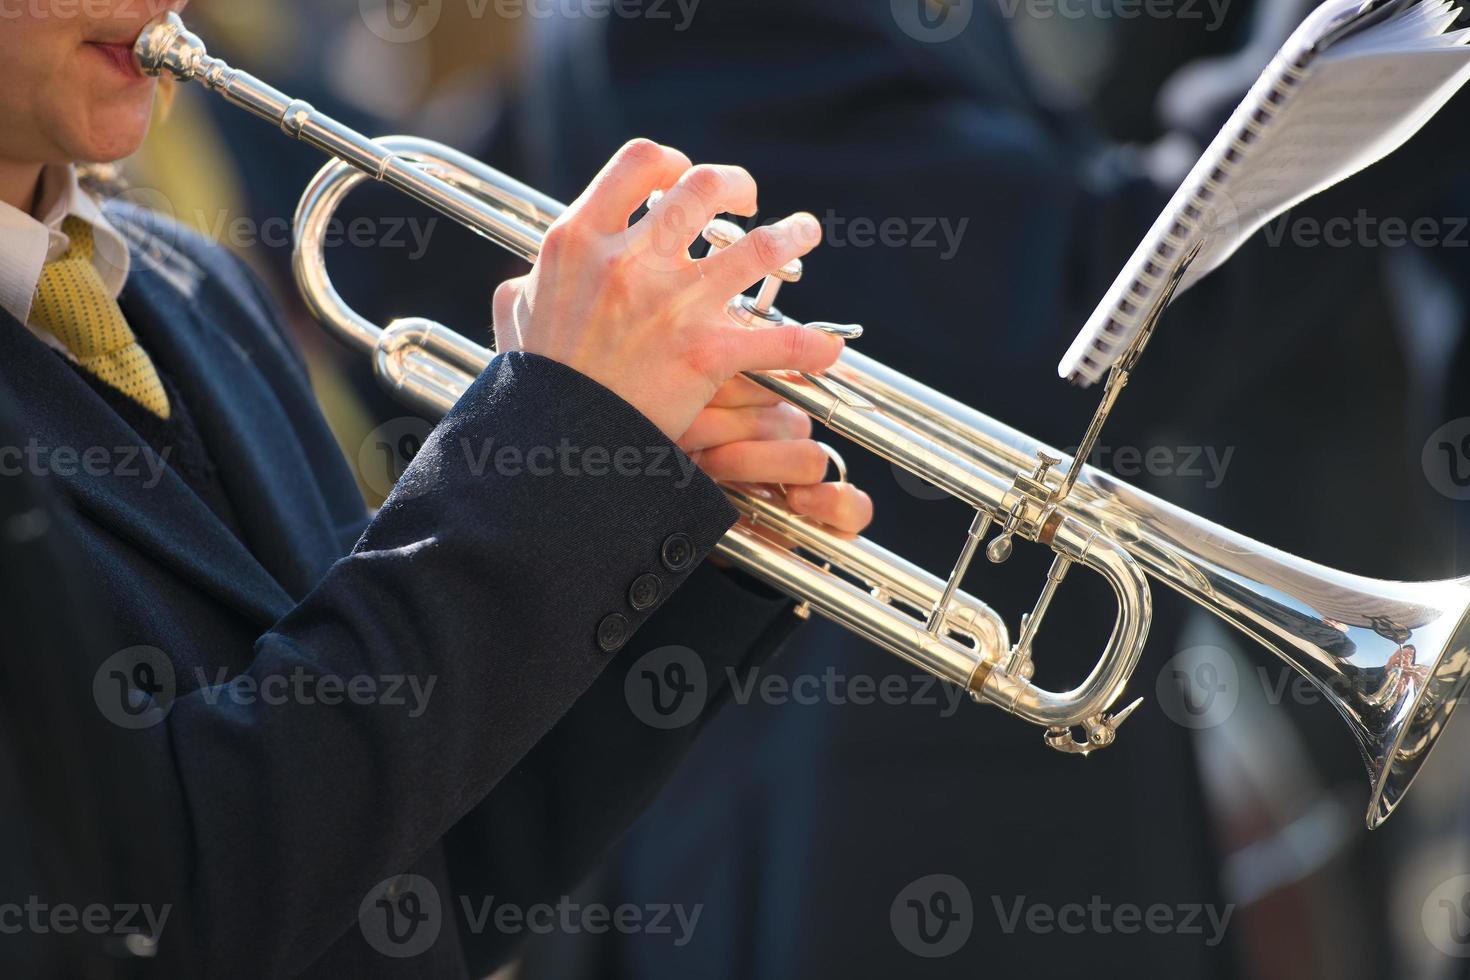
[[83, 129, 149, 164], [72, 96, 156, 164]]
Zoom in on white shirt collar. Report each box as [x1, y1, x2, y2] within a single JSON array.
[[0, 164, 131, 327]]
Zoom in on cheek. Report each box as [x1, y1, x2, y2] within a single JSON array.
[[34, 56, 159, 164], [74, 85, 158, 162], [0, 43, 59, 162], [0, 19, 74, 89]]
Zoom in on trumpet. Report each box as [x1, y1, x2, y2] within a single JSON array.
[[135, 12, 1470, 829]]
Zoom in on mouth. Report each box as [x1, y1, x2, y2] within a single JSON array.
[[84, 41, 148, 82]]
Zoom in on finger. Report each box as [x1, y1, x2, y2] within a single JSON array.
[[715, 321, 845, 375], [698, 212, 821, 301], [566, 139, 693, 233], [707, 376, 787, 408], [693, 439, 831, 486], [678, 404, 812, 453], [629, 163, 758, 259], [786, 483, 874, 535]]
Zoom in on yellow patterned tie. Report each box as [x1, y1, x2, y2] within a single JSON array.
[[30, 216, 171, 419]]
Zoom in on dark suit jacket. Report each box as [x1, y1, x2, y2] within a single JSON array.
[[0, 380, 182, 980], [0, 201, 797, 978]]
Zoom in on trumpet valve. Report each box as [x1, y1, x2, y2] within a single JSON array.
[[697, 216, 805, 326], [700, 216, 745, 252], [751, 257, 802, 318]]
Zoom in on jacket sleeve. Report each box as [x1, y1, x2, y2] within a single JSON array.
[[150, 350, 781, 978], [442, 558, 798, 974]]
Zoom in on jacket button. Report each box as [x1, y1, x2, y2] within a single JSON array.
[[629, 573, 662, 611], [660, 532, 694, 572], [596, 613, 631, 653]]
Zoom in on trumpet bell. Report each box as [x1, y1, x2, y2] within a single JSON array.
[[1357, 583, 1470, 828], [826, 348, 1470, 828]]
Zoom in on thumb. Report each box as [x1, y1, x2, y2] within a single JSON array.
[[492, 276, 528, 352], [492, 276, 526, 328]]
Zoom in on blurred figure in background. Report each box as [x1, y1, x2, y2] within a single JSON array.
[[495, 1, 1469, 978]]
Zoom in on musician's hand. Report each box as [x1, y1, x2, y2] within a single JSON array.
[[492, 139, 842, 441], [679, 378, 874, 535]]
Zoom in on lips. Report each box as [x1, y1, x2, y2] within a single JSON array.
[[85, 41, 146, 81]]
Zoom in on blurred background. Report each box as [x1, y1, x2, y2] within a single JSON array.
[[121, 0, 1470, 975]]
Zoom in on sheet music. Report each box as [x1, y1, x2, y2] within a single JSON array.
[[1059, 0, 1470, 385]]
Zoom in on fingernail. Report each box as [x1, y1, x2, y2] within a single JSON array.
[[786, 486, 810, 509]]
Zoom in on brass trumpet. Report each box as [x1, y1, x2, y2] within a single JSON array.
[[136, 12, 1470, 828]]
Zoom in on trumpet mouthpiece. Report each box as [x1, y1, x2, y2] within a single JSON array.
[[133, 11, 207, 81]]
